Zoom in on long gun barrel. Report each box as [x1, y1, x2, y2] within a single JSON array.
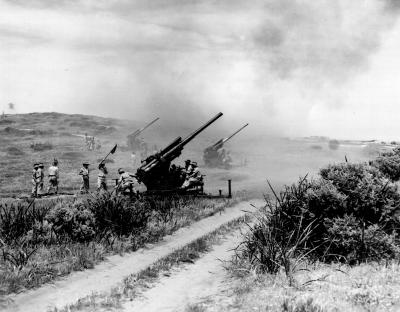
[[209, 123, 249, 149], [138, 112, 223, 175], [129, 117, 160, 138]]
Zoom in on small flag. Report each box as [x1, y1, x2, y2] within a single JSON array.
[[110, 144, 117, 154]]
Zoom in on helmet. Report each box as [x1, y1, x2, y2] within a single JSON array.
[[191, 162, 198, 167], [118, 168, 125, 174], [33, 163, 39, 168], [39, 163, 44, 168], [185, 159, 191, 164]]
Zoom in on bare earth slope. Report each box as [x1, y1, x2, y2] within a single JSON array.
[[3, 199, 263, 312]]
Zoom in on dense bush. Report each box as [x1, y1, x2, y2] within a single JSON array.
[[372, 147, 400, 181], [0, 195, 152, 268], [46, 200, 95, 242], [239, 162, 400, 273], [87, 194, 151, 238]]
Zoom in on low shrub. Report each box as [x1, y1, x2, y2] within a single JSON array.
[[87, 194, 151, 238], [30, 142, 53, 152], [0, 202, 37, 245], [46, 200, 95, 242], [372, 147, 400, 181], [0, 119, 14, 125], [6, 147, 24, 156], [238, 162, 400, 274], [282, 298, 325, 312]]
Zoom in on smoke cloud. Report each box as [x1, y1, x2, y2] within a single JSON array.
[[1, 0, 400, 139]]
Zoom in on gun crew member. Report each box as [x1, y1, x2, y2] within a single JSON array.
[[38, 163, 45, 195], [181, 162, 202, 189], [115, 168, 137, 194], [79, 161, 90, 194], [97, 163, 108, 192], [31, 163, 41, 197], [47, 159, 59, 194]]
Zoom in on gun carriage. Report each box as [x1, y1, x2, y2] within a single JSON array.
[[127, 117, 159, 151], [135, 113, 223, 196], [203, 123, 248, 169]]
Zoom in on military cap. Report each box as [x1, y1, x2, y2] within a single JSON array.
[[118, 168, 125, 174], [39, 163, 44, 168], [83, 161, 90, 165], [191, 162, 198, 167], [185, 159, 191, 163], [33, 163, 39, 168]]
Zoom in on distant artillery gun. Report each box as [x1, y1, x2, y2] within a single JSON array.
[[135, 113, 223, 194], [203, 123, 249, 169], [127, 117, 160, 151]]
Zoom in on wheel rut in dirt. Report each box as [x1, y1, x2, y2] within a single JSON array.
[[123, 228, 244, 312]]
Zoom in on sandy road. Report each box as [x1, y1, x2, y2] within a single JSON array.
[[122, 229, 243, 312], [2, 199, 263, 312]]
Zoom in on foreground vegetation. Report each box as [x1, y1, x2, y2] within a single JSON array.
[[0, 194, 236, 297], [207, 260, 400, 312], [220, 146, 400, 311]]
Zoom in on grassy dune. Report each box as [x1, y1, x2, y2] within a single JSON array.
[[0, 112, 135, 197]]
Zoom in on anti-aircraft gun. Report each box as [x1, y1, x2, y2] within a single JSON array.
[[127, 117, 160, 151], [203, 123, 249, 169], [135, 112, 223, 192]]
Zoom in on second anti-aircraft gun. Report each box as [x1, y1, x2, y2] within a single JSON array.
[[127, 117, 160, 151], [203, 123, 248, 169], [135, 113, 223, 193]]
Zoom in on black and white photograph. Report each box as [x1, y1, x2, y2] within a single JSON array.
[[1, 0, 400, 311]]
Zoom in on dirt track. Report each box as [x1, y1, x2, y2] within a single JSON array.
[[122, 228, 242, 312], [2, 199, 263, 312]]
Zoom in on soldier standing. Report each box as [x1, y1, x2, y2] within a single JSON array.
[[97, 163, 108, 192], [79, 161, 90, 194], [38, 163, 45, 195], [91, 137, 95, 151], [47, 159, 59, 194], [31, 163, 40, 197]]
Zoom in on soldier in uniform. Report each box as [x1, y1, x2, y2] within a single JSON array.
[[115, 168, 137, 194], [179, 159, 192, 181], [181, 162, 202, 189], [79, 161, 90, 193], [31, 163, 40, 197], [47, 159, 59, 194], [184, 159, 192, 174], [38, 163, 45, 195], [97, 163, 108, 192]]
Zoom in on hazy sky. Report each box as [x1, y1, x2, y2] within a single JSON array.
[[1, 0, 400, 140]]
